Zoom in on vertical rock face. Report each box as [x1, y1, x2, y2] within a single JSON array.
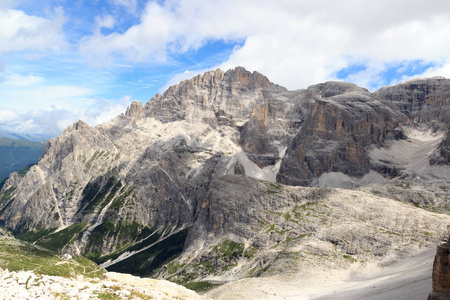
[[376, 77, 450, 123], [125, 101, 144, 120], [429, 236, 450, 300], [377, 78, 450, 166], [277, 82, 404, 186]]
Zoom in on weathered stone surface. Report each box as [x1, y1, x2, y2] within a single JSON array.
[[376, 77, 450, 124], [0, 268, 201, 300], [431, 131, 450, 165], [429, 235, 450, 300], [162, 175, 450, 282], [277, 82, 404, 186], [125, 101, 145, 120]]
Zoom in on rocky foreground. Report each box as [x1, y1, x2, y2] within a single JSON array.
[[0, 268, 201, 300]]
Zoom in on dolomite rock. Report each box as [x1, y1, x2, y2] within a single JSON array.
[[277, 82, 404, 186], [125, 101, 145, 120], [376, 77, 450, 124], [0, 269, 201, 300], [429, 237, 450, 300]]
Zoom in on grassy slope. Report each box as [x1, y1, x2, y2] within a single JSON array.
[[0, 235, 105, 278], [0, 138, 45, 179]]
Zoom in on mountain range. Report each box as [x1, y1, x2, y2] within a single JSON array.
[[0, 67, 449, 296], [0, 138, 45, 181]]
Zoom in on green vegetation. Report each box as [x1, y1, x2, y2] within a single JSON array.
[[84, 150, 109, 170], [0, 138, 45, 179], [84, 220, 155, 262], [0, 236, 105, 278], [96, 292, 121, 300], [263, 182, 284, 194], [212, 239, 245, 259], [78, 177, 121, 214], [266, 224, 287, 235], [0, 177, 6, 191], [16, 228, 56, 243], [234, 162, 245, 175], [35, 223, 87, 252], [92, 223, 157, 265], [108, 186, 133, 211], [343, 254, 357, 263], [1, 186, 16, 204], [184, 281, 221, 293], [106, 228, 189, 277]]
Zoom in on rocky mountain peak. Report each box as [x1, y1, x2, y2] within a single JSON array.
[[125, 101, 144, 120], [223, 66, 272, 90], [143, 66, 279, 125], [306, 81, 369, 98], [63, 120, 91, 134], [376, 77, 450, 123]]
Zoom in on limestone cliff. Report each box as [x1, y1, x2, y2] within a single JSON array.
[[429, 235, 450, 300], [277, 82, 404, 186]]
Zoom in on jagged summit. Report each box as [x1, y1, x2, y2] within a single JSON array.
[[305, 81, 369, 99], [125, 101, 144, 120], [0, 67, 449, 290]]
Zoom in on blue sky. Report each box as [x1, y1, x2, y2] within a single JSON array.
[[1, 0, 450, 139]]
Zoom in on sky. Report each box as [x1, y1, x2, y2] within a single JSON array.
[[1, 0, 450, 139]]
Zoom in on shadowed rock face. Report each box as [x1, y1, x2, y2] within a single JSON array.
[[377, 78, 450, 166], [376, 78, 450, 123], [277, 82, 404, 186], [430, 132, 450, 166], [429, 237, 450, 300]]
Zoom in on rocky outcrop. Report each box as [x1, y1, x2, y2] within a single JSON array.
[[376, 77, 450, 123], [277, 82, 404, 186], [144, 67, 298, 167], [429, 234, 450, 300], [0, 269, 201, 300], [125, 101, 144, 120], [431, 131, 450, 165]]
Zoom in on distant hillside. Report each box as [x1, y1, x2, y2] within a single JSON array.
[[0, 131, 51, 141], [0, 138, 46, 179]]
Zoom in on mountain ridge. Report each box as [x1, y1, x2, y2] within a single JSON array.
[[0, 66, 449, 290]]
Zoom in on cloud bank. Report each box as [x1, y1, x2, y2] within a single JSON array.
[[3, 0, 450, 138], [79, 0, 450, 90]]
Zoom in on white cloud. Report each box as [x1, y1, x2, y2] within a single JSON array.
[[80, 95, 132, 125], [80, 0, 450, 90], [2, 73, 43, 86], [0, 85, 94, 112], [0, 0, 20, 10], [0, 96, 132, 138], [0, 109, 18, 122], [95, 14, 116, 32], [110, 0, 137, 13], [0, 7, 66, 54]]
